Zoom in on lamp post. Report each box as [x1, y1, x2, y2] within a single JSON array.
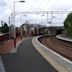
[[9, 17, 10, 40], [13, 0, 25, 48]]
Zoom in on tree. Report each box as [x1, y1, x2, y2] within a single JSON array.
[[64, 12, 72, 37], [0, 27, 2, 32], [2, 22, 9, 33]]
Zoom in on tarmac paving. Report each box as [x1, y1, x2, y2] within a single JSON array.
[[1, 37, 57, 72]]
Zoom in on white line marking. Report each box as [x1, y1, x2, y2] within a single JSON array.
[[0, 56, 6, 72]]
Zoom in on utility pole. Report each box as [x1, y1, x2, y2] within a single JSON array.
[[1, 21, 3, 33], [47, 11, 48, 24]]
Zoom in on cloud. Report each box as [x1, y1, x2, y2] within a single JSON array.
[[0, 0, 72, 27], [0, 0, 7, 7], [49, 0, 72, 11]]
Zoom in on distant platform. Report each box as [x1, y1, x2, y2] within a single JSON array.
[[56, 35, 72, 42]]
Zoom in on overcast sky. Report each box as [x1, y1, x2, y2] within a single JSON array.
[[0, 0, 72, 27]]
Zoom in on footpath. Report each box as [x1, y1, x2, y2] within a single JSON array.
[[0, 37, 21, 54], [0, 37, 24, 72]]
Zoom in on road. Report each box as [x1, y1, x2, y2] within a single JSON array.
[[1, 37, 57, 72]]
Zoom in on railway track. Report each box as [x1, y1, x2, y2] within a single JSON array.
[[39, 36, 72, 61]]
